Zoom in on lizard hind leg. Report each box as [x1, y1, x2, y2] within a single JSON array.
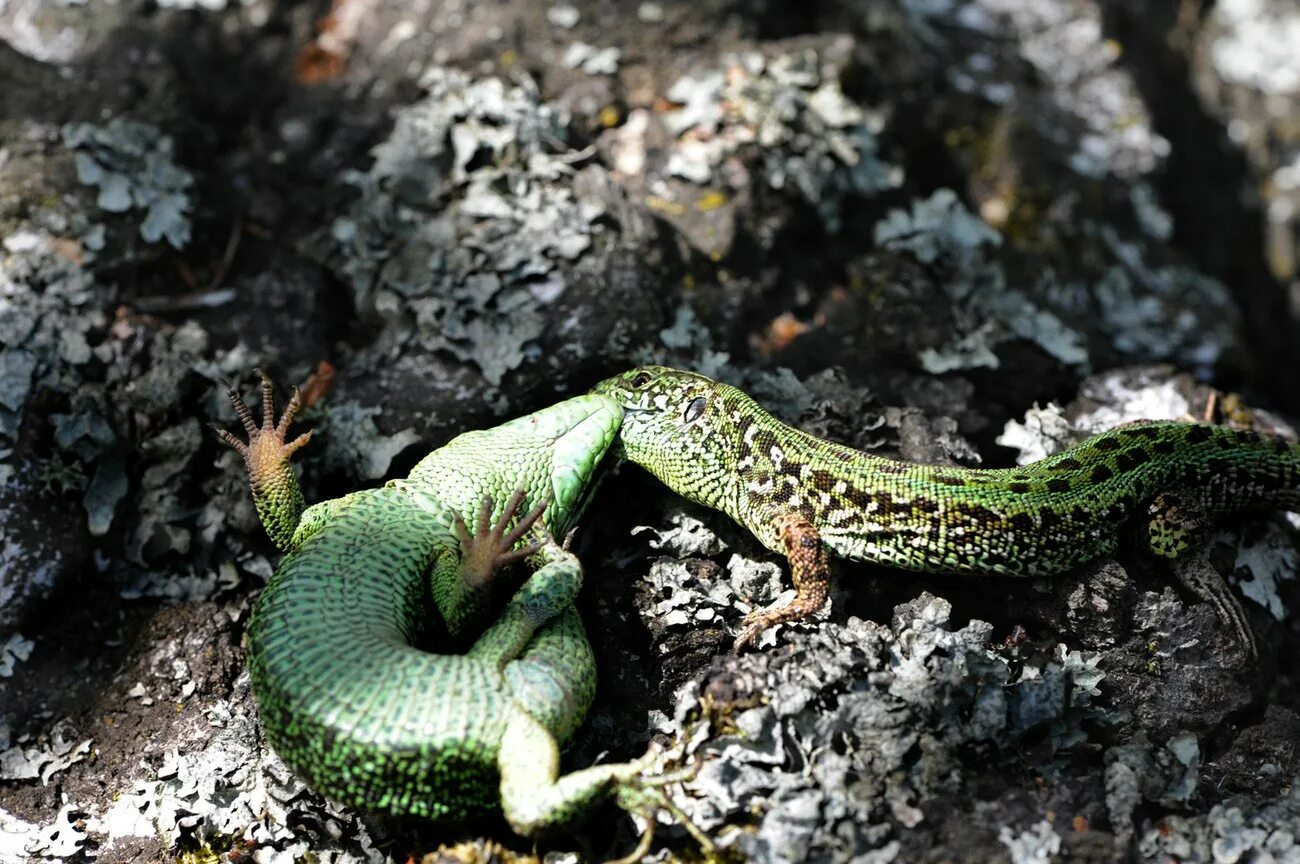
[[1146, 491, 1257, 660], [502, 607, 596, 743], [497, 612, 715, 858], [495, 611, 639, 837]]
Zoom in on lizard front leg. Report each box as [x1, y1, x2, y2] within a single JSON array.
[[734, 511, 832, 652], [466, 527, 583, 668], [212, 372, 314, 551], [433, 489, 546, 639]]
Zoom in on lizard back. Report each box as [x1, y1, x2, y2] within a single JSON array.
[[597, 367, 1300, 577]]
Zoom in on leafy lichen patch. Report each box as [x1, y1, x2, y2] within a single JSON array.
[[332, 66, 608, 386], [62, 119, 194, 249]]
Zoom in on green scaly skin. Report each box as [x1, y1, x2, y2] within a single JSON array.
[[594, 366, 1300, 657], [214, 374, 661, 836]]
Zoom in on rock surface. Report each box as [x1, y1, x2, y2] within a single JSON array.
[[0, 0, 1296, 862]]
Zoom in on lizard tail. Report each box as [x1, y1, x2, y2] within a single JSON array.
[[247, 486, 497, 821], [1187, 425, 1300, 513]]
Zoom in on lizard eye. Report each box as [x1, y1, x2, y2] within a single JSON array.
[[630, 372, 651, 388], [683, 396, 707, 423]]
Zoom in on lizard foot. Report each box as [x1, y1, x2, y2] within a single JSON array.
[[452, 489, 547, 591], [609, 758, 715, 864], [211, 370, 313, 490], [733, 511, 831, 652]]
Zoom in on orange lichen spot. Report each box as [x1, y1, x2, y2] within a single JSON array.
[[300, 361, 336, 409], [296, 43, 347, 85], [753, 312, 811, 355]]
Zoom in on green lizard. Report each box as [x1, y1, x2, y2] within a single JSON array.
[[593, 366, 1300, 656], [213, 373, 679, 842]]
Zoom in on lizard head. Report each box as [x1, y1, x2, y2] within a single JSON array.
[[591, 365, 740, 512]]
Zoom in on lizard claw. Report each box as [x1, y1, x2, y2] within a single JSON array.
[[213, 372, 314, 487], [453, 489, 551, 588], [609, 754, 714, 864]]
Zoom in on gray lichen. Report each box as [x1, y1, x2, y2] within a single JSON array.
[[1207, 0, 1300, 96], [1, 797, 87, 860], [0, 721, 91, 785], [1197, 0, 1300, 288], [1106, 731, 1204, 847], [911, 0, 1169, 180], [0, 224, 123, 536], [875, 189, 1089, 372], [1089, 224, 1239, 370], [998, 819, 1062, 864], [642, 590, 1109, 863], [1138, 787, 1300, 864], [315, 401, 420, 481], [995, 402, 1076, 464], [332, 66, 607, 386], [563, 42, 620, 76], [0, 634, 33, 679], [660, 44, 900, 231], [6, 665, 387, 863], [62, 119, 194, 249], [1230, 517, 1299, 622]]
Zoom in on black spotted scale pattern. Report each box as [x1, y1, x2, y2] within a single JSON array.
[[597, 368, 1300, 579]]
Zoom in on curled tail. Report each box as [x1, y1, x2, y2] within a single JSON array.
[[247, 488, 502, 820]]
